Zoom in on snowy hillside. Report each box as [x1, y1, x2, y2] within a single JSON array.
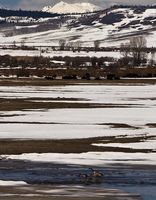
[[42, 1, 100, 14], [0, 6, 155, 47]]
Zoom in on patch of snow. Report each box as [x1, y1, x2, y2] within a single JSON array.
[[0, 180, 27, 186], [0, 49, 121, 58], [51, 60, 65, 64], [92, 141, 156, 150], [5, 152, 156, 166], [142, 9, 156, 18], [15, 25, 39, 30]]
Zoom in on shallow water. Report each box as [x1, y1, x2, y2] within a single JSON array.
[[0, 159, 155, 199]]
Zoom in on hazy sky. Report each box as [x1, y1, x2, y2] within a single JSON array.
[[0, 0, 156, 10]]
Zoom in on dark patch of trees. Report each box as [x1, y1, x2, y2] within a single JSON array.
[[112, 5, 156, 9], [100, 13, 125, 25], [0, 9, 61, 19], [0, 55, 115, 70], [52, 56, 115, 68], [0, 55, 51, 68], [0, 53, 155, 79], [77, 13, 99, 26]]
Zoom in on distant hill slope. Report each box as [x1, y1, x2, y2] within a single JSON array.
[[0, 5, 155, 47]]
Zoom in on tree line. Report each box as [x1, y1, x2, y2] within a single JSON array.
[[0, 8, 61, 19]]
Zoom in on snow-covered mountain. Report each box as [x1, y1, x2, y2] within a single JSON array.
[[42, 1, 100, 14]]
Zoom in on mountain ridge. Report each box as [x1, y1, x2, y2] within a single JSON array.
[[42, 1, 100, 14]]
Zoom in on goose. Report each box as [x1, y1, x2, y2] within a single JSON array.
[[89, 168, 103, 178], [79, 173, 88, 179]]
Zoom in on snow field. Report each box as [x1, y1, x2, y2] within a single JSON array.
[[0, 84, 156, 165]]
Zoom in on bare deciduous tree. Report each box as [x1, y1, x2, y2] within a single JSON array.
[[120, 36, 147, 66], [94, 40, 100, 52], [75, 41, 82, 52], [130, 36, 147, 66], [59, 39, 66, 50], [13, 41, 16, 47], [150, 50, 155, 66], [120, 42, 131, 66], [120, 42, 130, 58], [21, 40, 25, 48]]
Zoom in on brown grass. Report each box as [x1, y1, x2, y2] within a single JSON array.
[[99, 123, 140, 129], [0, 98, 135, 111], [0, 135, 155, 155], [0, 78, 156, 86], [146, 123, 156, 128]]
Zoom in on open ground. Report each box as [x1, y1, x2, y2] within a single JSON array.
[[0, 78, 156, 200]]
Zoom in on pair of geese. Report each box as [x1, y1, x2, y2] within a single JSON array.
[[79, 168, 103, 182]]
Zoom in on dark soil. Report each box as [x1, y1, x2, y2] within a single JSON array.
[[0, 135, 155, 154], [146, 123, 156, 128], [99, 123, 140, 129], [0, 97, 137, 111]]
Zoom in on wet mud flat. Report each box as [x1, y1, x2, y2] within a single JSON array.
[[0, 159, 155, 200], [0, 186, 142, 200]]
